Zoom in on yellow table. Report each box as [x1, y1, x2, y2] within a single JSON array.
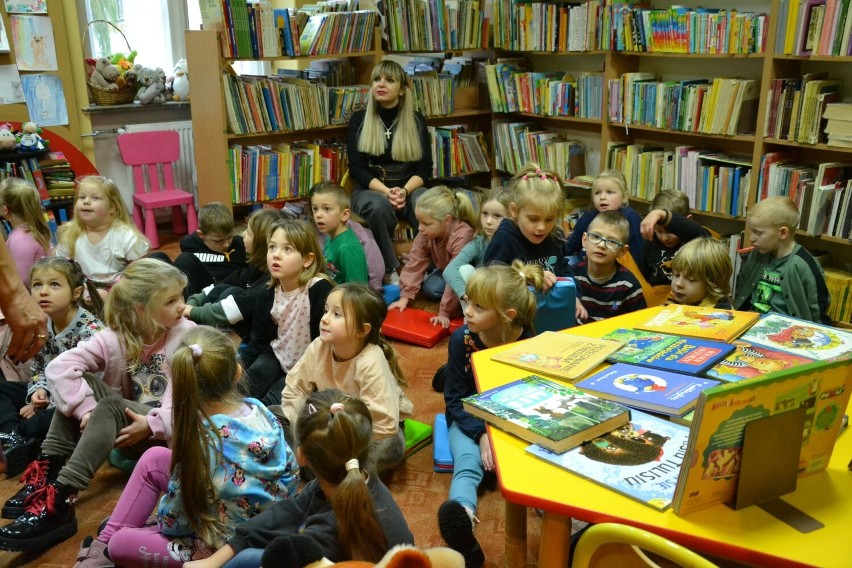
[[472, 308, 852, 568]]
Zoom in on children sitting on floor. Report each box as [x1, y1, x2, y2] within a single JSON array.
[[309, 183, 369, 286]]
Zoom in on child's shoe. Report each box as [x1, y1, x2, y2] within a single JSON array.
[[438, 499, 484, 568], [2, 453, 64, 519], [0, 480, 78, 551], [383, 270, 400, 286], [432, 363, 447, 392], [0, 433, 41, 478], [74, 535, 114, 568]]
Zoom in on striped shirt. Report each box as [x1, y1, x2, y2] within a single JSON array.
[[571, 261, 647, 323]]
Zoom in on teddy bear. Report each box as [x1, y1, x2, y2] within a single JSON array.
[[122, 63, 143, 92], [17, 121, 47, 152], [86, 57, 120, 91], [135, 66, 166, 104], [0, 123, 18, 151]]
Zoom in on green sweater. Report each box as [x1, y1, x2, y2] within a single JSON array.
[[324, 227, 368, 285]]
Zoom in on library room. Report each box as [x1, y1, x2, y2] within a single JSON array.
[[0, 0, 850, 566]]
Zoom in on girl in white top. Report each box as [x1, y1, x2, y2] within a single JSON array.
[[55, 176, 149, 291]]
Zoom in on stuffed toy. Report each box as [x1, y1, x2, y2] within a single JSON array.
[[0, 123, 18, 151], [172, 58, 190, 101], [86, 57, 120, 91], [17, 122, 47, 152], [123, 63, 143, 91], [259, 536, 464, 568], [135, 66, 166, 104], [110, 49, 138, 70]]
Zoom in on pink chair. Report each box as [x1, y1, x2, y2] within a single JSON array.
[[116, 130, 198, 249]]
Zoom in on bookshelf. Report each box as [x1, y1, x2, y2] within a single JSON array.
[[188, 0, 852, 269]]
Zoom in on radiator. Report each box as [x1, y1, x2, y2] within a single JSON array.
[[124, 121, 196, 202]]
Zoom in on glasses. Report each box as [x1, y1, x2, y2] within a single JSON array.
[[586, 232, 624, 251]]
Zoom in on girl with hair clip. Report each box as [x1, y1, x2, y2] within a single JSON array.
[[0, 258, 193, 551], [482, 163, 568, 290], [184, 209, 282, 341], [55, 175, 149, 294], [282, 282, 412, 474], [389, 185, 477, 327], [241, 219, 334, 406], [438, 260, 545, 568], [0, 177, 53, 287], [0, 257, 104, 475], [668, 237, 733, 309], [73, 326, 299, 568], [184, 389, 414, 568], [347, 60, 433, 285]]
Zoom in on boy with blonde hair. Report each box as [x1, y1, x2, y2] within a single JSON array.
[[310, 182, 370, 285], [572, 211, 647, 323], [733, 196, 830, 324]]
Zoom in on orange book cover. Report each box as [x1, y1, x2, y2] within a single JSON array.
[[635, 305, 759, 342]]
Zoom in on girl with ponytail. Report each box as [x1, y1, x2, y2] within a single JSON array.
[[281, 282, 412, 474], [74, 326, 299, 568], [188, 389, 414, 567]]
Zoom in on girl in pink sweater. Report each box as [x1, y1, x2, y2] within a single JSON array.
[[0, 178, 52, 288], [388, 186, 476, 328], [0, 258, 195, 552]]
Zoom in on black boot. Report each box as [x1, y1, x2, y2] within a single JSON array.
[[0, 480, 78, 551], [2, 454, 63, 519], [0, 433, 40, 478], [438, 499, 484, 568], [432, 363, 447, 392]]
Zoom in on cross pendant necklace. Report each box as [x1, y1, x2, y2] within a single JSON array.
[[382, 117, 399, 140]]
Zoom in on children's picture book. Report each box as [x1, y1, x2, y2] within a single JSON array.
[[673, 356, 852, 516], [462, 375, 630, 453], [636, 305, 759, 342], [603, 328, 736, 375], [575, 363, 721, 416], [737, 313, 852, 361], [490, 331, 623, 382], [704, 340, 816, 382], [526, 409, 690, 511]]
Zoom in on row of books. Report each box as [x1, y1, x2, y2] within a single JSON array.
[[825, 267, 852, 322], [608, 74, 760, 136], [384, 0, 488, 52], [408, 74, 455, 117], [223, 73, 329, 135], [605, 144, 752, 217], [466, 308, 852, 512], [492, 120, 586, 181], [428, 126, 490, 178], [763, 72, 841, 143], [777, 0, 852, 56], [492, 0, 597, 52], [298, 10, 378, 56]]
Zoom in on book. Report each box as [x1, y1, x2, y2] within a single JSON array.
[[636, 305, 759, 342], [603, 328, 736, 375], [672, 355, 852, 516], [575, 363, 721, 416], [526, 409, 690, 511], [490, 332, 624, 382], [461, 375, 631, 453], [704, 339, 816, 382], [737, 313, 852, 361]]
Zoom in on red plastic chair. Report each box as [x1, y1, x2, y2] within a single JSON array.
[[116, 130, 198, 249]]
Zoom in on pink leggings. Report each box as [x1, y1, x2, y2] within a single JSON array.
[[101, 446, 212, 567]]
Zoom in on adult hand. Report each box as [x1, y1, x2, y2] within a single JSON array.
[[480, 432, 495, 471], [115, 408, 152, 447], [388, 297, 409, 312], [388, 187, 407, 211], [3, 286, 47, 363], [430, 315, 450, 328], [31, 388, 49, 410], [640, 209, 667, 240]]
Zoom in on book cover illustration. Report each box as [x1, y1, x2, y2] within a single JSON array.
[[462, 375, 630, 453], [636, 305, 759, 342], [603, 328, 736, 375], [673, 357, 852, 516], [576, 363, 721, 416], [526, 409, 690, 511], [704, 340, 816, 382], [490, 331, 623, 381], [738, 313, 852, 361]]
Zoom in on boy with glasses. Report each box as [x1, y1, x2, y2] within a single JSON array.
[[571, 211, 647, 323]]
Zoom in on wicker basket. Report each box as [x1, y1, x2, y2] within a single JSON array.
[[83, 20, 137, 106]]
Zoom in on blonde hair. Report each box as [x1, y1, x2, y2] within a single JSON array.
[[198, 202, 235, 235], [593, 170, 629, 200], [477, 186, 513, 237], [334, 283, 406, 388], [466, 260, 545, 340], [749, 196, 800, 231], [169, 326, 242, 546], [58, 176, 147, 257], [588, 210, 630, 243], [357, 60, 422, 162], [414, 186, 478, 229], [671, 237, 733, 303], [266, 219, 331, 288], [510, 163, 565, 234], [0, 178, 52, 252], [245, 209, 281, 270], [104, 258, 188, 372], [651, 189, 690, 216]]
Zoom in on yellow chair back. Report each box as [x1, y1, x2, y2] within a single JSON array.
[[572, 523, 719, 568]]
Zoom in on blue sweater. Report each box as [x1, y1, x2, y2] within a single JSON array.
[[483, 219, 568, 276]]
